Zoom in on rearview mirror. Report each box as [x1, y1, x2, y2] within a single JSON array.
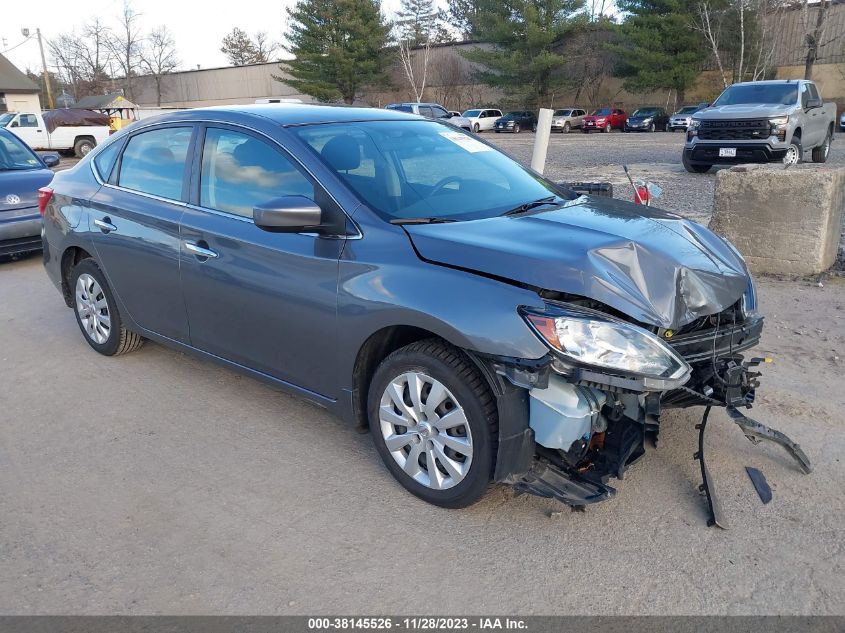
[[253, 196, 323, 233], [40, 153, 60, 168]]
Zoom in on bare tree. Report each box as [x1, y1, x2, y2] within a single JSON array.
[[48, 18, 114, 99], [252, 31, 279, 63], [108, 0, 143, 99], [693, 2, 730, 88], [140, 26, 179, 106], [802, 0, 830, 79], [397, 39, 431, 102]]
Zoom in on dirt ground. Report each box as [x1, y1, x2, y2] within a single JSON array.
[[1, 133, 843, 616]]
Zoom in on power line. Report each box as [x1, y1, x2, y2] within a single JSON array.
[[0, 34, 35, 55]]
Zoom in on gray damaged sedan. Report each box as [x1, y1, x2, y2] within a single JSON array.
[[41, 105, 811, 525]]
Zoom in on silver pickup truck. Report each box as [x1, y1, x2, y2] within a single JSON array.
[[683, 79, 836, 173]]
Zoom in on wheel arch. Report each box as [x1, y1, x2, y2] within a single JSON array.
[[60, 245, 95, 307]]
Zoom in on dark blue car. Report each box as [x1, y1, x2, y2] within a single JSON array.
[[0, 128, 58, 257], [41, 104, 809, 518]]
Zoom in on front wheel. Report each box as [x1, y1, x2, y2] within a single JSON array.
[[472, 123, 480, 133], [71, 258, 144, 356], [783, 137, 802, 166], [563, 122, 571, 133], [368, 339, 497, 508], [811, 130, 831, 163], [513, 123, 521, 133], [604, 123, 612, 133], [649, 122, 656, 133]]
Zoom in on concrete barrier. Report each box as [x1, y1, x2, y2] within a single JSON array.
[[709, 163, 845, 275]]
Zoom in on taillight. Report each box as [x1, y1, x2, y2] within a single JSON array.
[[37, 187, 53, 216]]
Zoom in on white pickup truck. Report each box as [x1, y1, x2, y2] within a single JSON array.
[[0, 109, 110, 158]]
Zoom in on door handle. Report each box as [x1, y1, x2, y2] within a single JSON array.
[[185, 241, 218, 259], [94, 217, 117, 233]]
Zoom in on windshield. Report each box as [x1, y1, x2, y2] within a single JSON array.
[[293, 120, 567, 222], [462, 109, 481, 117], [713, 83, 799, 106], [554, 110, 572, 116], [592, 108, 611, 116], [632, 108, 658, 117], [676, 106, 698, 114], [0, 113, 15, 127], [0, 132, 42, 171]]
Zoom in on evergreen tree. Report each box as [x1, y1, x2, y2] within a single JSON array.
[[221, 27, 259, 66], [461, 0, 584, 108], [446, 0, 485, 40], [395, 0, 452, 46], [280, 0, 392, 103], [613, 0, 704, 102]]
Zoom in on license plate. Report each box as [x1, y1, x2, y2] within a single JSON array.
[[719, 148, 737, 157]]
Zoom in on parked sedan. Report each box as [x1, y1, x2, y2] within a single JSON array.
[[551, 108, 586, 133], [0, 128, 58, 258], [385, 102, 472, 131], [493, 111, 537, 133], [624, 107, 668, 132], [582, 108, 627, 133], [40, 105, 807, 519], [461, 108, 503, 133], [669, 106, 702, 132]]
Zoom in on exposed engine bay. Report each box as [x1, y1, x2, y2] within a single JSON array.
[[478, 294, 812, 528]]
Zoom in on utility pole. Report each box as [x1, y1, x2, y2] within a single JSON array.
[[23, 28, 54, 109]]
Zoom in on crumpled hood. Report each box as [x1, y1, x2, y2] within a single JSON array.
[[404, 196, 750, 329], [697, 104, 795, 120]]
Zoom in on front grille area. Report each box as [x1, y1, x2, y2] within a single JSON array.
[[698, 119, 770, 141]]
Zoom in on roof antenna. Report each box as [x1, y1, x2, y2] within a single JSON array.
[[623, 164, 645, 204]]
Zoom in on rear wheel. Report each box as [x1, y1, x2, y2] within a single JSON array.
[[70, 258, 144, 356], [73, 138, 95, 158], [368, 339, 497, 508], [811, 129, 832, 163], [682, 150, 711, 174]]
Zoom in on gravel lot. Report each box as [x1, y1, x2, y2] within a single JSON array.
[[1, 129, 843, 616]]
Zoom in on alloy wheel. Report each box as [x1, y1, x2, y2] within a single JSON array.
[[378, 371, 473, 491], [75, 273, 111, 344]]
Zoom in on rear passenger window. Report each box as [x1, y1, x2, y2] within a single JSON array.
[[118, 127, 192, 201], [200, 127, 314, 219], [93, 141, 122, 181]]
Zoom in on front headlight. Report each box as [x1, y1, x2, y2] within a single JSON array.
[[768, 115, 789, 127], [522, 306, 690, 383], [642, 117, 653, 123], [740, 275, 758, 319], [507, 121, 515, 126]]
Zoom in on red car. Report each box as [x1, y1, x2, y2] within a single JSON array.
[[582, 108, 627, 133]]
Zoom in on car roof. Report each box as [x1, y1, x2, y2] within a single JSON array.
[[143, 103, 421, 127], [731, 79, 807, 86]]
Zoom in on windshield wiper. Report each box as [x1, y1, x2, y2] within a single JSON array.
[[500, 196, 560, 216], [390, 217, 457, 225]]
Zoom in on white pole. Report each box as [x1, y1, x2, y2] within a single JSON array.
[[531, 108, 553, 174]]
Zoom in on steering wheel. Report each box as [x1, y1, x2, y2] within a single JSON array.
[[429, 175, 463, 197]]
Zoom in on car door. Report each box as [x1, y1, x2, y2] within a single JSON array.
[[7, 113, 47, 150], [803, 83, 824, 146], [179, 124, 344, 397], [88, 124, 194, 342]]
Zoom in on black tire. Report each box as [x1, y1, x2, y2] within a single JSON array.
[[682, 150, 711, 174], [563, 122, 570, 133], [472, 123, 480, 133], [70, 258, 144, 356], [649, 122, 656, 133], [582, 129, 589, 134], [513, 123, 521, 134], [531, 122, 537, 132], [367, 339, 497, 509], [604, 123, 612, 133], [73, 137, 95, 158], [494, 129, 500, 133], [811, 129, 832, 163]]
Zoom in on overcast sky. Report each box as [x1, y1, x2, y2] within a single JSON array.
[[2, 0, 405, 75]]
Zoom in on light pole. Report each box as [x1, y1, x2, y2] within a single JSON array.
[[21, 27, 54, 110]]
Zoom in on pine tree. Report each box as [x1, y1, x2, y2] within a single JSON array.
[[395, 0, 451, 46], [279, 0, 392, 104], [461, 0, 583, 108], [613, 0, 704, 102], [221, 27, 259, 66]]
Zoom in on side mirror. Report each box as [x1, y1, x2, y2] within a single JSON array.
[[10, 121, 19, 128], [254, 196, 323, 233], [40, 153, 60, 168], [806, 97, 822, 109]]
